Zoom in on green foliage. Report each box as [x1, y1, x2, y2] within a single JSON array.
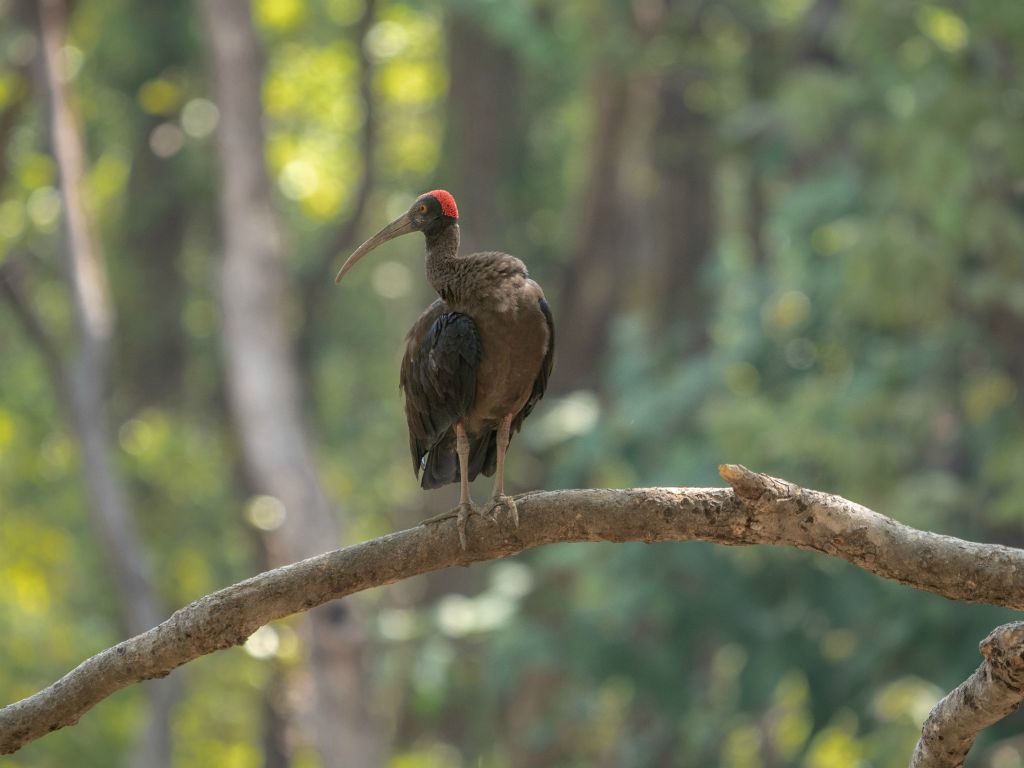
[[2, 0, 1024, 765]]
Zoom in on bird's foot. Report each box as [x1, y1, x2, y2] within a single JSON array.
[[423, 501, 483, 550], [483, 494, 519, 529]]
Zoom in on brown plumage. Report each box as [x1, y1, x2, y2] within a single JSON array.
[[335, 190, 554, 548]]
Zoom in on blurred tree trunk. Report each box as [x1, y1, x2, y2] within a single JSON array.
[[197, 1, 378, 765], [441, 9, 526, 254], [117, 118, 188, 406], [555, 70, 633, 391], [646, 41, 714, 346], [34, 1, 176, 766], [114, 0, 193, 409], [259, 665, 291, 768]]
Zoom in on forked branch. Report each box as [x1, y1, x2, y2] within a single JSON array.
[[911, 622, 1024, 768], [1, 466, 1022, 757]]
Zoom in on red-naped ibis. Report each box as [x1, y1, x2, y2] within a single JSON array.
[[335, 190, 554, 548]]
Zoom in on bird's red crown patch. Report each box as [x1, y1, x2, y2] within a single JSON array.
[[427, 189, 459, 219]]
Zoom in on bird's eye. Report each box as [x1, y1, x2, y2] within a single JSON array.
[[418, 203, 428, 214]]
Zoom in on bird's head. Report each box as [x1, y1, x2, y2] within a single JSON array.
[[335, 190, 459, 283]]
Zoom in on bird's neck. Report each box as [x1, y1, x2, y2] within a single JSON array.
[[424, 222, 462, 302]]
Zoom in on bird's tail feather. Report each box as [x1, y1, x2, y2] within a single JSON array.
[[420, 433, 457, 489], [467, 428, 497, 480], [419, 428, 498, 490]]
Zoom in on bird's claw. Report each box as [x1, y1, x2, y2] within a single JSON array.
[[453, 501, 471, 550], [423, 496, 516, 549], [483, 494, 519, 529], [422, 509, 456, 525], [423, 501, 483, 550]]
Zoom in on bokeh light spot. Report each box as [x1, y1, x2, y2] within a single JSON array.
[[873, 676, 942, 723], [149, 123, 185, 158], [762, 290, 811, 333], [181, 98, 219, 138], [371, 260, 412, 299], [490, 562, 533, 599], [58, 45, 83, 82], [379, 608, 419, 641], [245, 495, 287, 531], [26, 186, 61, 230], [278, 159, 319, 200], [915, 6, 968, 53], [254, 0, 306, 31], [244, 625, 280, 659], [137, 79, 183, 116], [366, 21, 409, 61]]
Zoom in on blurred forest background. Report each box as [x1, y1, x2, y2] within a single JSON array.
[[2, 0, 1024, 765]]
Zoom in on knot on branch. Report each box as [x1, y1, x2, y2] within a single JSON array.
[[980, 622, 1024, 682], [718, 464, 800, 503]]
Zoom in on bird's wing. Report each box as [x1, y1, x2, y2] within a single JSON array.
[[400, 298, 481, 478], [512, 292, 555, 434]]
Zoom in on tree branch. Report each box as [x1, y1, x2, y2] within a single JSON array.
[[3, 465, 1023, 755], [911, 622, 1024, 768]]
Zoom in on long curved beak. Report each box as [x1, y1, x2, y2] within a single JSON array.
[[334, 213, 416, 283]]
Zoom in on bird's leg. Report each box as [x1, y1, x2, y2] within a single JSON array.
[[422, 422, 481, 550], [452, 422, 479, 548], [483, 414, 518, 528]]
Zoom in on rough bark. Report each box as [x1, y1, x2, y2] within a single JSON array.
[[34, 2, 176, 766], [196, 0, 377, 764], [3, 465, 1024, 757], [911, 622, 1024, 768]]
